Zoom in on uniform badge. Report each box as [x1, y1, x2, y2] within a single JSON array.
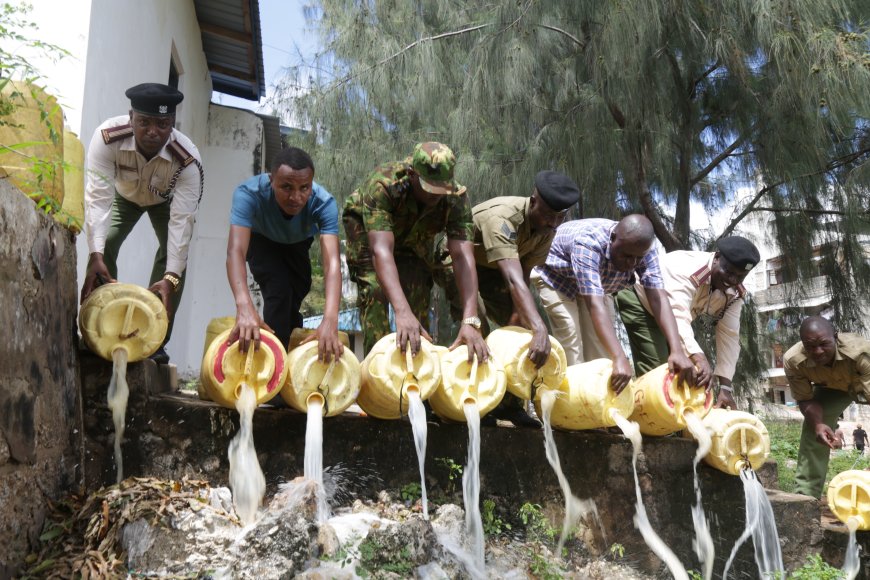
[[501, 222, 517, 241], [159, 105, 168, 114]]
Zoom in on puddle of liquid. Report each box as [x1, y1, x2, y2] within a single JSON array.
[[722, 468, 783, 578], [228, 383, 266, 525], [407, 389, 429, 519], [682, 409, 714, 580], [462, 401, 486, 579], [304, 398, 330, 522], [107, 348, 130, 484]]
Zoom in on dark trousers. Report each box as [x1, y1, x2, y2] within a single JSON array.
[[246, 232, 313, 348], [103, 194, 185, 341]]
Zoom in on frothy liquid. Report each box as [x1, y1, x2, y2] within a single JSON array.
[[539, 390, 599, 555], [722, 468, 783, 578], [228, 383, 266, 525], [683, 409, 714, 580], [304, 398, 330, 522], [609, 408, 689, 580], [107, 348, 130, 484], [462, 401, 485, 578], [407, 389, 429, 519], [843, 517, 861, 580]]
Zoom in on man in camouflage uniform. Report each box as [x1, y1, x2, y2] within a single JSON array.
[[439, 170, 581, 427], [343, 142, 488, 362]]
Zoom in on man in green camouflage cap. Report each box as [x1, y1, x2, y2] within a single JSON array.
[[343, 142, 489, 362]]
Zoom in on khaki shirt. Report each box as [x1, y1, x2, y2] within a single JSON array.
[[784, 333, 870, 402], [471, 196, 554, 270], [85, 115, 202, 274], [635, 251, 745, 380]]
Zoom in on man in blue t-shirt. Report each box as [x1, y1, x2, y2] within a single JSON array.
[[226, 147, 343, 361]]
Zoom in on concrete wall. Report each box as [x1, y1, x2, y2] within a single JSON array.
[[171, 104, 265, 376], [75, 0, 214, 370], [0, 181, 82, 577]]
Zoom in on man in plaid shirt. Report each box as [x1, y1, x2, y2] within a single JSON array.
[[531, 215, 694, 393]]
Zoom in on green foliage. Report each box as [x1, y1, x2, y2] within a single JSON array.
[[399, 482, 421, 503], [356, 536, 414, 578], [481, 498, 511, 537], [609, 542, 625, 559], [789, 554, 844, 580], [526, 547, 564, 580], [518, 502, 557, 543], [766, 419, 803, 493], [436, 456, 463, 495], [688, 570, 704, 580]]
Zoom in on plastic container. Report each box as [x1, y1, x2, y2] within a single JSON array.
[[534, 359, 635, 430], [827, 470, 870, 530], [628, 363, 713, 436], [287, 327, 351, 351], [200, 328, 288, 409], [0, 82, 64, 206], [281, 340, 361, 417], [79, 283, 168, 362], [485, 326, 567, 399], [61, 129, 84, 232], [698, 408, 770, 475], [196, 317, 236, 400], [357, 333, 442, 419], [429, 346, 506, 422]]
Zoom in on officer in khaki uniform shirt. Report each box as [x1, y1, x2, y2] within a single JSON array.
[[440, 171, 580, 426], [616, 236, 760, 410], [786, 316, 870, 497], [80, 83, 203, 363]]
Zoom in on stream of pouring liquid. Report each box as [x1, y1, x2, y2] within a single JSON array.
[[228, 383, 266, 525], [107, 348, 130, 484], [682, 409, 715, 580], [407, 389, 429, 519]]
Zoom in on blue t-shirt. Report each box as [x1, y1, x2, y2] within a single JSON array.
[[230, 174, 339, 244]]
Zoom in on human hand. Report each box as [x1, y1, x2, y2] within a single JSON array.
[[610, 356, 633, 395], [450, 324, 490, 363], [527, 328, 551, 368], [80, 253, 115, 304], [395, 311, 431, 356], [147, 279, 174, 318], [229, 303, 274, 353], [815, 424, 840, 449], [690, 353, 713, 389], [303, 317, 344, 362], [669, 351, 697, 387], [714, 388, 737, 410]]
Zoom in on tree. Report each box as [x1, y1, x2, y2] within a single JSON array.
[[274, 0, 870, 385]]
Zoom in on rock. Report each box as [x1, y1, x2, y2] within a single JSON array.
[[269, 478, 321, 522], [209, 487, 234, 513], [431, 503, 466, 541], [0, 431, 9, 466], [316, 523, 340, 558], [356, 518, 439, 577]]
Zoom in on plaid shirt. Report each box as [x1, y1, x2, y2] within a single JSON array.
[[534, 219, 664, 299]]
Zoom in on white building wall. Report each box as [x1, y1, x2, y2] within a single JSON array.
[[172, 104, 265, 377]]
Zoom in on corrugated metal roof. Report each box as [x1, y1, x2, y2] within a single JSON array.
[[194, 0, 266, 101], [256, 113, 282, 169]]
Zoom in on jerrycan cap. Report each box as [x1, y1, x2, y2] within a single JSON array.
[[431, 346, 506, 422], [282, 340, 361, 417], [79, 282, 168, 362], [827, 470, 870, 530]]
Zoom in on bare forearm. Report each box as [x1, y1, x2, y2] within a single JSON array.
[[799, 400, 824, 429], [647, 288, 684, 353], [226, 249, 253, 308], [448, 241, 479, 318], [585, 296, 625, 360], [372, 247, 413, 316]]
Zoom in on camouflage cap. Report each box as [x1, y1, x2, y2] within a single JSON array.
[[411, 142, 465, 195]]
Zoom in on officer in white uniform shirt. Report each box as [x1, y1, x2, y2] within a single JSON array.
[[80, 83, 203, 363], [615, 236, 761, 409]]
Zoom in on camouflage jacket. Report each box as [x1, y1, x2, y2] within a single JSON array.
[[343, 159, 473, 266]]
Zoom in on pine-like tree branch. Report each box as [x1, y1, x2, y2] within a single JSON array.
[[690, 133, 748, 188], [537, 24, 587, 49], [750, 206, 869, 217]]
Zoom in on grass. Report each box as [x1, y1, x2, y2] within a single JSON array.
[[765, 418, 870, 494]]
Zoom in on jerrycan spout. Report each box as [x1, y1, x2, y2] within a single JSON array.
[[232, 346, 258, 400]]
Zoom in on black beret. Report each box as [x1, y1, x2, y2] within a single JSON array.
[[125, 83, 184, 116], [717, 236, 760, 271], [534, 170, 581, 212]]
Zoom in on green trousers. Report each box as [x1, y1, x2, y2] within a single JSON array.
[[102, 194, 186, 340], [794, 387, 854, 498], [615, 287, 668, 376]]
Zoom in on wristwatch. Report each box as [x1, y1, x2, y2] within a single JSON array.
[[163, 273, 181, 293], [461, 316, 482, 330]]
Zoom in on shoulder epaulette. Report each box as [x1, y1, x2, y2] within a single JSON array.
[[689, 264, 711, 287], [736, 283, 747, 298], [101, 123, 133, 144], [167, 140, 195, 167]]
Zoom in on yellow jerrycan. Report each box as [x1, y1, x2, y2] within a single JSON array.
[[534, 359, 635, 431], [828, 470, 870, 530], [79, 283, 168, 362], [429, 346, 506, 422], [698, 409, 770, 475], [200, 328, 288, 408], [281, 339, 361, 417], [197, 317, 236, 400], [61, 129, 84, 232], [629, 363, 713, 436], [485, 326, 567, 399], [357, 333, 441, 419], [287, 327, 351, 350]]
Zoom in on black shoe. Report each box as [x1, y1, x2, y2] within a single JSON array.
[[502, 408, 542, 429], [149, 347, 170, 365]]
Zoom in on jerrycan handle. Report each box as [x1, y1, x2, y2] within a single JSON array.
[[405, 347, 415, 379], [119, 302, 138, 340], [315, 359, 337, 415]]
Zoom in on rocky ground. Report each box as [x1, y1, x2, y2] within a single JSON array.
[[19, 475, 657, 579]]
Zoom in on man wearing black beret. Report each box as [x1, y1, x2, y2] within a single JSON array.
[[616, 235, 761, 409], [80, 83, 204, 363], [439, 170, 580, 426]]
